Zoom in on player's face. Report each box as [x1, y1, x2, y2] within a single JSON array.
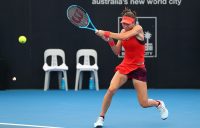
[[122, 23, 134, 31]]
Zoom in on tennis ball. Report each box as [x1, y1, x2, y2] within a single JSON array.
[[18, 35, 27, 44]]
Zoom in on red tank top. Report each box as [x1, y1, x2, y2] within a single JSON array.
[[115, 36, 145, 74]]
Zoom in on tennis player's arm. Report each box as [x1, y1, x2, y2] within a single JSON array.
[[108, 29, 125, 55], [110, 39, 122, 56], [110, 25, 143, 40]]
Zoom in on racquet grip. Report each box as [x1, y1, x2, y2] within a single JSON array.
[[95, 29, 99, 33]]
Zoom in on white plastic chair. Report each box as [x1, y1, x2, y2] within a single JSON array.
[[75, 49, 99, 91], [43, 49, 68, 91]]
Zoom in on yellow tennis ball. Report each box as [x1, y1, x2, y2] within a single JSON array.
[[18, 35, 27, 44]]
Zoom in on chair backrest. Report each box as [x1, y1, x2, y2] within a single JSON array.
[[44, 49, 66, 66], [76, 49, 97, 65]]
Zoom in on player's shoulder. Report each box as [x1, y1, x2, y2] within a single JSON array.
[[120, 29, 126, 33], [134, 24, 143, 30]]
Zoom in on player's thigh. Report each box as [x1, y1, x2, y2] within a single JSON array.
[[108, 71, 128, 91]]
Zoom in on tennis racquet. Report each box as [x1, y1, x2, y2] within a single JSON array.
[[66, 5, 98, 32]]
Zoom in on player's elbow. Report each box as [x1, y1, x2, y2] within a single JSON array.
[[113, 52, 119, 56], [114, 50, 120, 56]]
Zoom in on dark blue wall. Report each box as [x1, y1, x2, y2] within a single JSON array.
[[0, 0, 199, 89]]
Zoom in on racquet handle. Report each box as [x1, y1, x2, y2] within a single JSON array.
[[95, 29, 99, 33]]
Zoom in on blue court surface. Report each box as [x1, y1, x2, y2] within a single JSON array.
[[0, 89, 200, 128]]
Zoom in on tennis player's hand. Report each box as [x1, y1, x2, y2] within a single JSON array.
[[101, 36, 113, 42], [95, 30, 105, 37], [96, 30, 113, 42]]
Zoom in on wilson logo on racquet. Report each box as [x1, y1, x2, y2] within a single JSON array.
[[72, 8, 84, 24]]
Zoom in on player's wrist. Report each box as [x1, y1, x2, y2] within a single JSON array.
[[104, 31, 110, 38], [108, 40, 115, 47]]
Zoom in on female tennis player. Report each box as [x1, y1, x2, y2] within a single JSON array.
[[94, 7, 168, 127]]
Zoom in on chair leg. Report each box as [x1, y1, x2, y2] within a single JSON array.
[[44, 71, 50, 91], [63, 71, 68, 91], [58, 71, 62, 89], [79, 71, 83, 90], [94, 71, 99, 91], [75, 70, 80, 91]]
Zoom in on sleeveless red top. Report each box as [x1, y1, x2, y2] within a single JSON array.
[[115, 36, 145, 74]]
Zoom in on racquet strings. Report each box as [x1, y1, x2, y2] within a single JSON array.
[[67, 6, 89, 27]]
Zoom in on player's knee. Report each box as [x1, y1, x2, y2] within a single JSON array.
[[139, 101, 149, 108], [107, 88, 117, 95]]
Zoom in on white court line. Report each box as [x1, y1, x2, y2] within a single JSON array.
[[0, 122, 63, 128]]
